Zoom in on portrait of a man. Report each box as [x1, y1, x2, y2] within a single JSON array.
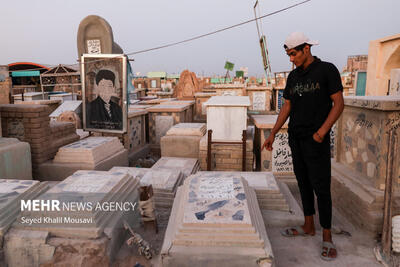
[[87, 69, 123, 130]]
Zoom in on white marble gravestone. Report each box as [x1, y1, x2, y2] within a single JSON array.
[[151, 157, 200, 178], [196, 171, 289, 211], [53, 136, 124, 165], [161, 174, 274, 267], [0, 180, 50, 236], [140, 169, 184, 208], [49, 100, 82, 120], [109, 166, 150, 179], [13, 170, 140, 238], [204, 96, 250, 141], [166, 123, 206, 137], [252, 91, 266, 111]]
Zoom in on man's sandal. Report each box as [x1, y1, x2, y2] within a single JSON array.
[[320, 241, 337, 261], [280, 226, 314, 237]]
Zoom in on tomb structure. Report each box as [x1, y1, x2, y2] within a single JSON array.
[[147, 103, 192, 153], [0, 138, 32, 180], [151, 156, 200, 179], [251, 115, 293, 178], [36, 137, 128, 181], [17, 99, 61, 114], [161, 174, 274, 267], [160, 123, 206, 158], [140, 169, 184, 209], [5, 170, 140, 266], [13, 92, 48, 102], [0, 180, 50, 246], [195, 171, 303, 227], [246, 86, 272, 112], [0, 104, 79, 177], [332, 95, 400, 233], [194, 92, 217, 122], [204, 96, 250, 141], [199, 99, 254, 172]]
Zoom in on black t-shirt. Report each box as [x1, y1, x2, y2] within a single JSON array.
[[283, 57, 343, 137]]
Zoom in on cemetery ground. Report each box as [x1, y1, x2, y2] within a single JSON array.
[[112, 185, 382, 267]]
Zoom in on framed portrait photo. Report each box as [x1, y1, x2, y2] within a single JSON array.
[[81, 54, 127, 133]]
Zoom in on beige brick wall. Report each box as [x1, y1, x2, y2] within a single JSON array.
[[0, 104, 79, 170], [199, 143, 254, 171]]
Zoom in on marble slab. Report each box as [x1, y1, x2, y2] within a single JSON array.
[[183, 175, 251, 226], [0, 180, 39, 211], [204, 96, 250, 107], [195, 171, 289, 211], [344, 96, 400, 111], [141, 169, 182, 192], [0, 180, 50, 236], [151, 157, 200, 178], [251, 115, 289, 129], [13, 170, 140, 238], [148, 103, 190, 113], [166, 123, 206, 137], [155, 116, 174, 144], [53, 137, 124, 165], [109, 167, 150, 179], [160, 174, 274, 266]]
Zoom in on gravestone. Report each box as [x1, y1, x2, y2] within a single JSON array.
[[165, 123, 206, 137], [53, 136, 124, 165], [49, 100, 82, 121], [0, 180, 50, 239], [161, 174, 274, 267], [13, 170, 140, 239], [251, 115, 294, 176], [155, 116, 174, 144], [160, 123, 206, 158], [252, 91, 266, 110], [151, 157, 200, 178], [196, 171, 290, 211], [77, 15, 123, 57], [109, 166, 150, 179], [140, 169, 184, 208], [0, 138, 32, 180], [204, 96, 250, 141]]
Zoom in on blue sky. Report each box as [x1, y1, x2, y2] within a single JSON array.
[[0, 0, 399, 76]]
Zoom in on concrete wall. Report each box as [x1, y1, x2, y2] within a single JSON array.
[[366, 33, 400, 96]]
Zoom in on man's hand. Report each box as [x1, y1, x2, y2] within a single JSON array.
[[262, 133, 275, 151], [312, 132, 324, 143]]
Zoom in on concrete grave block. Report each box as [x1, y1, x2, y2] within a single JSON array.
[[0, 138, 32, 180], [161, 174, 274, 266], [204, 96, 250, 141], [155, 116, 174, 144]]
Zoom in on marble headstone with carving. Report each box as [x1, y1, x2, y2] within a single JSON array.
[[161, 174, 274, 267], [0, 180, 50, 237], [151, 157, 200, 179], [13, 170, 140, 238]]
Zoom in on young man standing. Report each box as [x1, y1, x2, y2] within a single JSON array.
[[262, 32, 344, 261]]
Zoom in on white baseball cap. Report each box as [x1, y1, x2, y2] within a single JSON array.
[[284, 32, 319, 50]]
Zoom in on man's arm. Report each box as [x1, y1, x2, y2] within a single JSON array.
[[262, 99, 291, 151], [313, 91, 344, 142]]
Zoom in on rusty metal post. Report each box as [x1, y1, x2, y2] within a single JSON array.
[[207, 129, 212, 171], [382, 130, 397, 256], [242, 130, 246, 171]]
